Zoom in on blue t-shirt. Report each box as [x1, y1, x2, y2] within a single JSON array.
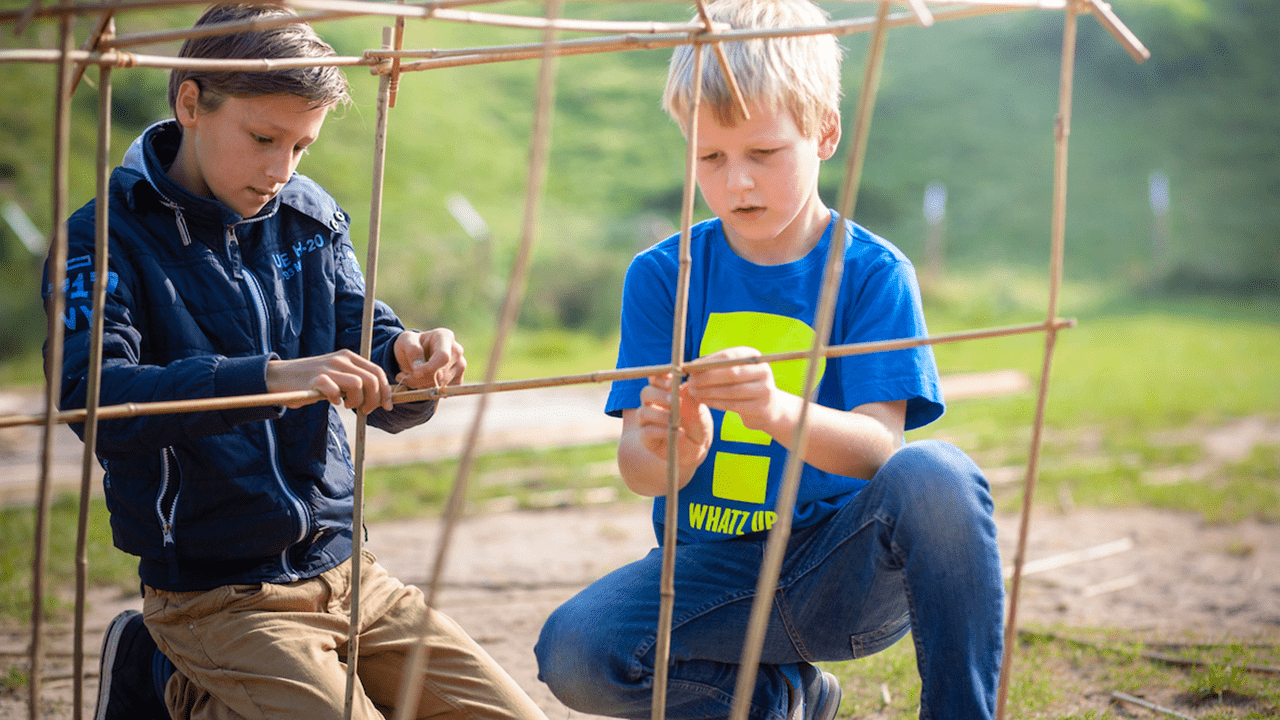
[[606, 211, 944, 544]]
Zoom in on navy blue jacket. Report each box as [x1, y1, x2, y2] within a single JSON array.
[[44, 120, 436, 591]]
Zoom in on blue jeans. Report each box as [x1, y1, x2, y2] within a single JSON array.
[[535, 440, 1004, 720]]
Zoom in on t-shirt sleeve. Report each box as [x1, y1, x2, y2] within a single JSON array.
[[605, 249, 677, 417], [835, 255, 944, 431]]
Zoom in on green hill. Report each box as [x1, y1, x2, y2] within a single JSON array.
[[1, 0, 1275, 364]]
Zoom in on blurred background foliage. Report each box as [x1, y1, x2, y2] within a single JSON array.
[[0, 0, 1275, 381]]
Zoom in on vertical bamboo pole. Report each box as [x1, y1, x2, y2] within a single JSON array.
[[726, 5, 892, 720], [72, 21, 116, 720], [344, 26, 395, 720], [651, 38, 705, 720], [388, 0, 405, 107], [391, 2, 561, 718], [30, 6, 75, 719], [995, 4, 1078, 719]]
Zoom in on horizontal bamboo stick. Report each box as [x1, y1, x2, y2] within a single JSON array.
[[1, 318, 1074, 430], [101, 9, 358, 50], [0, 47, 372, 69], [101, 3, 715, 49], [378, 5, 1069, 73], [0, 0, 504, 25], [1, 2, 1147, 75]]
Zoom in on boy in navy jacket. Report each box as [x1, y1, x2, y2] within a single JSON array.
[[45, 5, 547, 720]]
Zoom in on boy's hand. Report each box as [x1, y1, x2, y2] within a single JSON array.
[[636, 373, 714, 471], [393, 328, 467, 392], [686, 346, 786, 434], [266, 350, 392, 414]]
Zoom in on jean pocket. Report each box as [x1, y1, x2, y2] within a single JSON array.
[[849, 613, 911, 658]]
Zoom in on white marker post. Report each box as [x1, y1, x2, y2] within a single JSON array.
[[1148, 171, 1170, 274], [923, 181, 947, 286]]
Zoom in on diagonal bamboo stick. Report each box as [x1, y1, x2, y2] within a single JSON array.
[[995, 5, 1079, 719], [70, 29, 115, 720], [903, 0, 936, 27], [694, 0, 751, 121], [651, 37, 705, 720], [1084, 0, 1149, 63], [392, 2, 562, 718], [343, 25, 395, 720], [30, 7, 75, 720], [0, 319, 1075, 431], [68, 10, 116, 93], [727, 4, 893, 720]]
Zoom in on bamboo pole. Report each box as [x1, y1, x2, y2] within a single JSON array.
[[100, 9, 360, 50], [0, 48, 372, 69], [387, 0, 405, 107], [381, 5, 1059, 73], [726, 4, 893, 720], [343, 26, 394, 720], [995, 5, 1078, 720], [0, 2, 1151, 75], [0, 319, 1074, 430], [903, 0, 936, 27], [1084, 0, 1149, 63], [651, 38, 705, 720], [0, 0, 500, 25], [70, 25, 115, 720], [391, 2, 561, 718], [694, 0, 751, 121], [30, 7, 76, 720], [69, 10, 116, 93]]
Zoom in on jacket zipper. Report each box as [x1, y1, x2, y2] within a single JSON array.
[[158, 197, 193, 246], [229, 224, 310, 582], [155, 447, 181, 546]]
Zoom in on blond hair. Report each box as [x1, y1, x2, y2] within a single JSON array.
[[663, 0, 843, 137]]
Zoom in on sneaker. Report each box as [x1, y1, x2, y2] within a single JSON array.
[[95, 609, 170, 720], [798, 665, 842, 720]]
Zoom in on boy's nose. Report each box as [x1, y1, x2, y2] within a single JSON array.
[[727, 164, 755, 192], [265, 150, 294, 184]]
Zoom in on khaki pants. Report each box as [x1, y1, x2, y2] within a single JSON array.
[[144, 551, 547, 720]]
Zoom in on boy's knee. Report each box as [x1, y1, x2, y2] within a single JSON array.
[[877, 440, 993, 522], [535, 605, 622, 714]]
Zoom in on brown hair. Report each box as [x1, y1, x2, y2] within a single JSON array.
[[167, 3, 350, 115]]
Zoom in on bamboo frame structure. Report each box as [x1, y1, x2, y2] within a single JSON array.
[[0, 2, 1148, 720]]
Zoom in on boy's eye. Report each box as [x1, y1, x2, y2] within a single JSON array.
[[698, 152, 722, 162], [294, 144, 310, 156], [753, 148, 779, 157], [252, 134, 273, 145]]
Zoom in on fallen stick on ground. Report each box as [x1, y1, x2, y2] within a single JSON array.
[[1110, 691, 1195, 719], [1002, 537, 1134, 579]]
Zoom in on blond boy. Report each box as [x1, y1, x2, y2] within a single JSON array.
[[535, 1, 1004, 718]]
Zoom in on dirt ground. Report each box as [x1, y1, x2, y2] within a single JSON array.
[[1, 407, 1276, 719], [4, 499, 1277, 720]]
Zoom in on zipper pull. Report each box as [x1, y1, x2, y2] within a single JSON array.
[[225, 227, 243, 280], [161, 198, 193, 246]]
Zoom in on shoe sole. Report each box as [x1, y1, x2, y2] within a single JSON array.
[[812, 672, 842, 720], [94, 609, 141, 720]]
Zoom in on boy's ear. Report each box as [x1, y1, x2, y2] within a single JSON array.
[[817, 112, 842, 161], [174, 79, 201, 128]]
